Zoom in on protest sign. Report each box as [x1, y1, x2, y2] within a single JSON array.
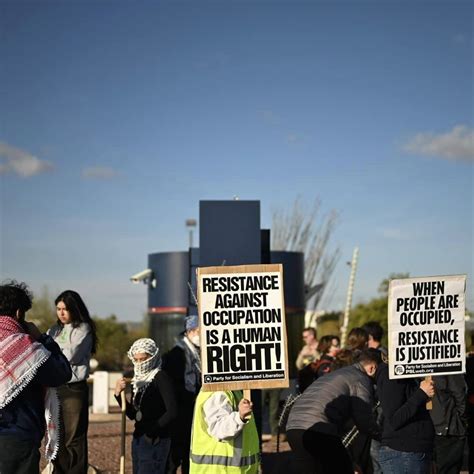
[[198, 264, 289, 391], [388, 274, 466, 379]]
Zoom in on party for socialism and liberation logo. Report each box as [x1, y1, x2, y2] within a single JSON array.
[[394, 365, 405, 375]]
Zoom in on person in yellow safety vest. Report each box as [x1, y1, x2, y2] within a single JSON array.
[[190, 390, 260, 474]]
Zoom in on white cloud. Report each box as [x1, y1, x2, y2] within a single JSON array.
[[0, 142, 53, 177], [403, 125, 474, 161], [82, 166, 120, 179]]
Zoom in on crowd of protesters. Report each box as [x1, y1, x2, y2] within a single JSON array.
[[1, 279, 473, 474], [289, 324, 472, 474]]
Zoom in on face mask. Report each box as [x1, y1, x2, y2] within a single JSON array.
[[190, 335, 200, 347]]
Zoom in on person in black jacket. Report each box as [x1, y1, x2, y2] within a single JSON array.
[[466, 346, 474, 474], [430, 374, 467, 474], [162, 315, 201, 474], [297, 335, 340, 393], [376, 363, 435, 474], [115, 338, 177, 474], [287, 349, 381, 474], [362, 321, 387, 474], [0, 280, 72, 474]]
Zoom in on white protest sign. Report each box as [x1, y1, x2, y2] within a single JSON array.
[[197, 264, 289, 391], [388, 275, 466, 379]]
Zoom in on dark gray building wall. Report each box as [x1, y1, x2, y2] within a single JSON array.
[[271, 250, 306, 378], [148, 251, 189, 352], [199, 200, 261, 267]]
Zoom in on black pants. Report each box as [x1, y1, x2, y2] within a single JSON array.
[[434, 435, 465, 474], [287, 429, 353, 474], [166, 431, 191, 474], [166, 404, 194, 474], [262, 389, 282, 436], [0, 436, 40, 474], [53, 381, 89, 474]]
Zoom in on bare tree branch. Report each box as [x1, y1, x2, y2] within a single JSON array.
[[272, 197, 340, 311]]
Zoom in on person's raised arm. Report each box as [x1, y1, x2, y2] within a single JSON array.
[[203, 392, 249, 441], [378, 373, 433, 431]]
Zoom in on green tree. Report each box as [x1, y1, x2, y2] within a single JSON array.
[[316, 311, 342, 338], [348, 273, 409, 346], [28, 286, 56, 332], [377, 273, 410, 297], [94, 315, 146, 371]]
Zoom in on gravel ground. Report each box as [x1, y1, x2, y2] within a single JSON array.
[[87, 415, 135, 473], [40, 418, 471, 474], [40, 412, 291, 474]]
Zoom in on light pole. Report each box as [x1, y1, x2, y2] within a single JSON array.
[[186, 219, 197, 248], [340, 247, 359, 347]]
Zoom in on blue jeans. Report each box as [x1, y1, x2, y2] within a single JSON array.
[[379, 445, 432, 474], [370, 438, 382, 474], [132, 435, 171, 474]]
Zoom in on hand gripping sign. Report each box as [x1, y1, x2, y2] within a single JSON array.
[[388, 274, 466, 380], [198, 264, 289, 391]]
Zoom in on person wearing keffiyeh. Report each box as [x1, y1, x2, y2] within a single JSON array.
[[0, 280, 72, 474], [115, 338, 177, 474]]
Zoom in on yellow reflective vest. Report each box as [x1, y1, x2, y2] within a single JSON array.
[[190, 390, 260, 474]]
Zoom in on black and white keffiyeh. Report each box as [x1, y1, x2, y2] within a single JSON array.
[[127, 338, 161, 396]]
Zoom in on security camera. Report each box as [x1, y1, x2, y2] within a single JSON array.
[[130, 269, 153, 284]]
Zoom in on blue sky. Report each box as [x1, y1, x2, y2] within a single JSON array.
[[1, 0, 472, 320]]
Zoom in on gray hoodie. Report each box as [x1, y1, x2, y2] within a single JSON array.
[[48, 322, 92, 383]]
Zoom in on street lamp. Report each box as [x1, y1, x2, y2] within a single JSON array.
[[186, 219, 197, 248]]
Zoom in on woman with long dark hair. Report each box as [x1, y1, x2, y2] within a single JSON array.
[[48, 290, 98, 474]]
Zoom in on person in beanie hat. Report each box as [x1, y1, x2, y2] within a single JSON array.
[[162, 315, 202, 474], [115, 338, 177, 474]]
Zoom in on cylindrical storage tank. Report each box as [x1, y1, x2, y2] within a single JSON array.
[[271, 251, 305, 378], [148, 251, 189, 352]]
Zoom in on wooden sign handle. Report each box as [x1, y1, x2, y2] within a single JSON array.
[[120, 390, 126, 474], [425, 376, 433, 410], [119, 378, 132, 474], [242, 389, 252, 421]]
